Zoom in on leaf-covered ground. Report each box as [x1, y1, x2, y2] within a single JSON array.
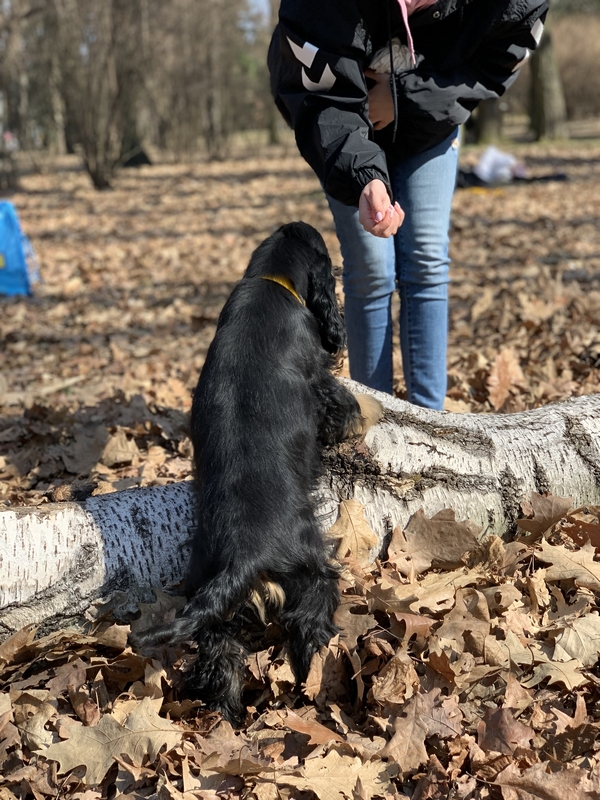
[[1, 136, 600, 797], [1, 137, 600, 507], [1, 495, 600, 798]]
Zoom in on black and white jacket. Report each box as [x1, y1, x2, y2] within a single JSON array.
[[268, 0, 548, 206]]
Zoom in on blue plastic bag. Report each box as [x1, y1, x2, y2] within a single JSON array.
[[0, 200, 38, 296]]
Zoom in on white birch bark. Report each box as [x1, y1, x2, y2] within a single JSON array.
[[2, 382, 600, 638]]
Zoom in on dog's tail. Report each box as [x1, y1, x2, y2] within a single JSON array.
[[129, 568, 253, 649], [129, 569, 285, 650]]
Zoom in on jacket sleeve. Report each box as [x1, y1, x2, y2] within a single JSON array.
[[392, 7, 548, 150], [268, 1, 391, 207]]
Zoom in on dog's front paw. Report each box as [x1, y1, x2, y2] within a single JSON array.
[[354, 394, 384, 435]]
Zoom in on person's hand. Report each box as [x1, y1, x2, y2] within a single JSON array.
[[359, 179, 404, 238], [365, 69, 394, 130]]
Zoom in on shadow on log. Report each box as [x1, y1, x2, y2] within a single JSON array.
[[2, 380, 600, 639]]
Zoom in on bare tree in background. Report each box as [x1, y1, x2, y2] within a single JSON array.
[[529, 5, 569, 140], [48, 0, 145, 188], [267, 0, 280, 145]]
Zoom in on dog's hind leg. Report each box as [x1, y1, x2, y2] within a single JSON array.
[[278, 559, 340, 685], [186, 620, 248, 727]]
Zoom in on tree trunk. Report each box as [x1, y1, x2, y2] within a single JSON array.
[[267, 0, 281, 145], [530, 16, 569, 140], [473, 98, 503, 145], [49, 54, 67, 156], [2, 383, 600, 639]]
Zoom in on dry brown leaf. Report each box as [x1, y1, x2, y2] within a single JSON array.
[[537, 540, 600, 592], [46, 659, 88, 696], [552, 613, 600, 666], [502, 673, 534, 714], [417, 690, 464, 739], [471, 287, 496, 323], [368, 567, 484, 617], [520, 659, 588, 691], [0, 625, 37, 667], [279, 709, 344, 745], [480, 584, 523, 613], [266, 655, 296, 699], [43, 696, 182, 785], [333, 596, 377, 651], [495, 761, 600, 800], [432, 587, 491, 658], [543, 720, 600, 762], [477, 707, 534, 755], [16, 698, 57, 750], [281, 749, 392, 800], [562, 508, 600, 550], [95, 624, 130, 651], [387, 509, 481, 577], [487, 348, 525, 410], [69, 688, 101, 727], [303, 639, 348, 705], [389, 611, 435, 648], [328, 500, 378, 565], [517, 493, 573, 541], [370, 649, 419, 706], [380, 699, 428, 774], [100, 428, 140, 468]]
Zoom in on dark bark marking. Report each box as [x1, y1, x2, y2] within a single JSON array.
[[498, 466, 523, 536], [420, 466, 496, 494], [563, 415, 600, 486], [532, 457, 551, 495], [382, 409, 496, 455]]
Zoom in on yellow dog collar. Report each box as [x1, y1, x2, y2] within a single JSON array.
[[261, 275, 305, 306]]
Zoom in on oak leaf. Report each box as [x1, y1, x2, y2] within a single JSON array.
[[100, 428, 140, 468], [477, 707, 534, 755], [520, 659, 588, 691], [487, 348, 525, 410], [433, 588, 490, 658], [370, 650, 419, 706], [517, 493, 573, 541], [387, 509, 481, 577], [43, 696, 182, 785], [552, 613, 600, 666], [495, 761, 600, 800], [280, 749, 392, 800], [380, 700, 428, 773], [0, 625, 37, 667], [368, 568, 484, 617], [279, 709, 344, 745], [333, 596, 377, 650], [328, 500, 378, 565], [537, 540, 600, 592]]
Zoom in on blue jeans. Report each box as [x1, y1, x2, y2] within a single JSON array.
[[327, 130, 459, 410]]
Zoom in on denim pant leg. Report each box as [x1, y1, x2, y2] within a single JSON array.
[[392, 131, 459, 410], [327, 196, 396, 394]]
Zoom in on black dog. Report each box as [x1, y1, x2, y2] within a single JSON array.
[[129, 222, 382, 724]]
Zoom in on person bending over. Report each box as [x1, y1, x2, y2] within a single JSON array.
[[268, 0, 547, 409]]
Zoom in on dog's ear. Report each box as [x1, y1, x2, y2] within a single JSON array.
[[307, 256, 346, 355]]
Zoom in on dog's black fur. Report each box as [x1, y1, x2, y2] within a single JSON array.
[[129, 222, 379, 725]]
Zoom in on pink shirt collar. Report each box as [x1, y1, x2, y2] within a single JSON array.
[[398, 0, 438, 64]]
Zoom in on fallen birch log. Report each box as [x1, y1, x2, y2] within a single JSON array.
[[2, 381, 600, 638]]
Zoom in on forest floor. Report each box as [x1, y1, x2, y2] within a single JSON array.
[[1, 135, 600, 508], [1, 135, 600, 798]]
